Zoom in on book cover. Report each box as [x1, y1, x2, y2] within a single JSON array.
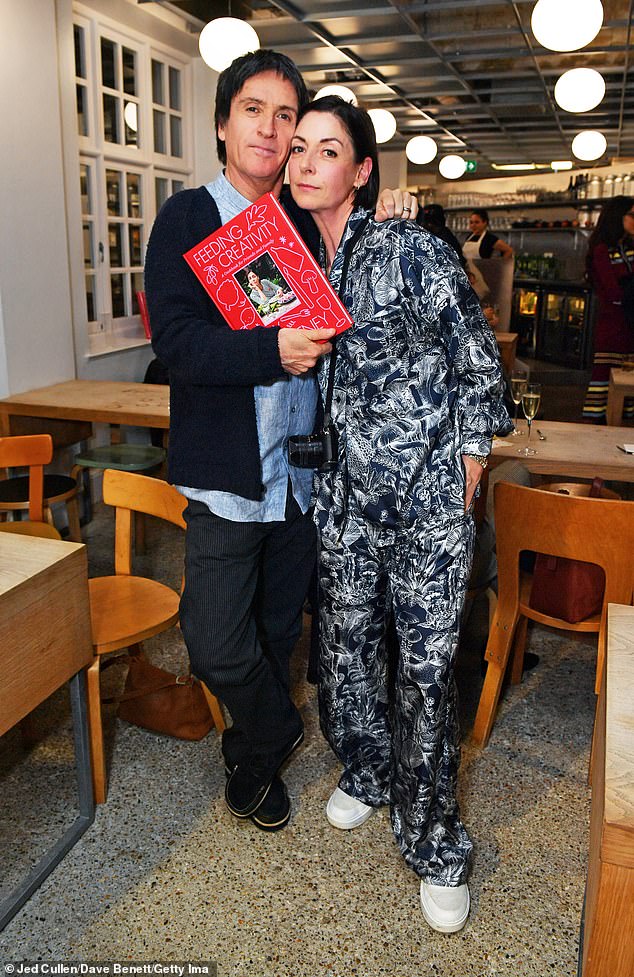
[[182, 192, 352, 334]]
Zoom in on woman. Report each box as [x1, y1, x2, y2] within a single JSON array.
[[246, 269, 282, 308], [464, 208, 513, 260], [582, 195, 634, 423], [288, 96, 511, 932]]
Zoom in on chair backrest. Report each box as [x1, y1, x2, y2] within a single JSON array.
[[0, 434, 53, 523], [102, 468, 186, 575], [494, 481, 634, 610], [136, 290, 152, 340]]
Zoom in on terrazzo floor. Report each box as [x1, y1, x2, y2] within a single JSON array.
[[0, 505, 596, 977]]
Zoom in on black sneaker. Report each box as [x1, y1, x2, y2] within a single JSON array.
[[225, 728, 304, 819]]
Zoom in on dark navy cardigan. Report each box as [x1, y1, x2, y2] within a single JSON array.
[[144, 185, 319, 500]]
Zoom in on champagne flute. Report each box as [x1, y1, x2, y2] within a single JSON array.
[[509, 369, 528, 436], [519, 383, 541, 456]]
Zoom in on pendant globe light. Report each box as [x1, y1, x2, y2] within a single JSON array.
[[199, 16, 260, 73], [368, 109, 397, 144], [438, 155, 467, 180], [315, 85, 357, 105], [405, 135, 438, 165], [531, 0, 603, 53], [571, 130, 607, 161], [554, 67, 605, 113]]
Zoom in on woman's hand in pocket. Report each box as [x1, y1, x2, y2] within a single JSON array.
[[462, 454, 485, 512]]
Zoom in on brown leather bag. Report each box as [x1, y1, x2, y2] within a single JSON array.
[[117, 654, 214, 741], [528, 478, 606, 624]]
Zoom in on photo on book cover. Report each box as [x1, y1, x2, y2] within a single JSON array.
[[235, 254, 300, 326]]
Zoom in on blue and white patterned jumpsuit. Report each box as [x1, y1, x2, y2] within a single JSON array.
[[314, 209, 512, 887]]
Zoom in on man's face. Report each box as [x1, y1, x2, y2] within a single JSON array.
[[217, 70, 299, 201]]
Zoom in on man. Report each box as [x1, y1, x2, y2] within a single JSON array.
[[145, 49, 417, 834]]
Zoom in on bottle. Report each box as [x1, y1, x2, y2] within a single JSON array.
[[613, 174, 624, 197], [587, 173, 602, 199], [577, 173, 587, 199], [602, 173, 614, 198]]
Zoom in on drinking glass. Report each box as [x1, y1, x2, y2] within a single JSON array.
[[509, 369, 528, 436], [519, 383, 541, 456]]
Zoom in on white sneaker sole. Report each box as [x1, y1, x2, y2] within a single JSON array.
[[326, 796, 374, 830], [419, 884, 470, 933]]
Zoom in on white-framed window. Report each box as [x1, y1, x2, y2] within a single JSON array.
[[73, 7, 193, 353]]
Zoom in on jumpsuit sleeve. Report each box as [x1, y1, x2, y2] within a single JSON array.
[[402, 229, 513, 456]]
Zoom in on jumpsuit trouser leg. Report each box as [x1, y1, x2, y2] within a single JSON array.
[[319, 509, 475, 885]]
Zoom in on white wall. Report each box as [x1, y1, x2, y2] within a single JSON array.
[[0, 0, 77, 397]]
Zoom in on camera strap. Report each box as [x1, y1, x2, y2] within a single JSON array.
[[323, 214, 372, 424]]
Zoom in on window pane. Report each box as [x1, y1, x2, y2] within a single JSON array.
[[169, 67, 181, 110], [132, 273, 144, 314], [101, 37, 116, 89], [155, 177, 168, 211], [82, 222, 94, 267], [111, 274, 125, 318], [152, 59, 164, 105], [74, 25, 85, 78], [129, 225, 142, 266], [85, 276, 96, 322], [127, 173, 142, 218], [172, 179, 185, 195], [103, 93, 119, 143], [153, 110, 166, 154], [124, 112, 138, 147], [109, 223, 123, 266], [106, 170, 122, 216], [122, 47, 136, 96], [170, 115, 182, 158], [76, 84, 88, 137], [80, 164, 92, 214]]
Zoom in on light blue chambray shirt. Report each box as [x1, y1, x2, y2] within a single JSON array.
[[176, 173, 318, 522]]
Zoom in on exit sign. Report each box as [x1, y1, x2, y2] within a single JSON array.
[[465, 160, 477, 173]]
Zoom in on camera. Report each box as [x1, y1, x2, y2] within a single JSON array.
[[287, 424, 338, 471]]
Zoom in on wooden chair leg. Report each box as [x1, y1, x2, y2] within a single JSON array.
[[66, 494, 82, 542], [86, 657, 107, 804], [472, 607, 518, 747], [510, 615, 529, 685], [201, 681, 226, 733]]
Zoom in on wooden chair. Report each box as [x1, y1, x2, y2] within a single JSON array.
[[0, 434, 80, 541], [472, 481, 634, 747], [0, 434, 62, 540], [87, 468, 225, 803]]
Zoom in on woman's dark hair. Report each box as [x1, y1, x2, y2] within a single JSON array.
[[296, 95, 380, 209], [470, 208, 490, 223], [586, 194, 634, 281], [214, 50, 309, 165]]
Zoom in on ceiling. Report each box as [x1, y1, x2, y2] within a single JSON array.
[[144, 0, 634, 179]]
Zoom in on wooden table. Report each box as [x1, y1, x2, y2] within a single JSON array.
[[491, 420, 634, 483], [581, 603, 634, 977], [0, 533, 94, 931], [0, 380, 169, 438], [494, 331, 518, 375], [607, 368, 634, 426]]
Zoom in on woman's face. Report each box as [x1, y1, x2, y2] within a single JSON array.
[[247, 271, 260, 287], [468, 212, 488, 235], [289, 111, 371, 218], [622, 206, 634, 236]]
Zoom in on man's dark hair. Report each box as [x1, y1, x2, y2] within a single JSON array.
[[296, 95, 380, 210], [421, 203, 447, 228], [214, 50, 309, 164]]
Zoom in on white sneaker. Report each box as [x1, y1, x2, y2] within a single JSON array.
[[326, 787, 374, 830], [419, 880, 470, 933]]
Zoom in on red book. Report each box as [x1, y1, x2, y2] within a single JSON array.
[[182, 192, 352, 334]]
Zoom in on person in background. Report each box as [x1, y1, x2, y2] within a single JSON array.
[[417, 203, 465, 266], [464, 208, 514, 260], [582, 195, 634, 423], [145, 50, 419, 836], [289, 95, 511, 933]]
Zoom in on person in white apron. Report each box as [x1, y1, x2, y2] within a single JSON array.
[[463, 208, 513, 300]]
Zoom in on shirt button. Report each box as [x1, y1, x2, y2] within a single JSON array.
[[291, 406, 297, 413]]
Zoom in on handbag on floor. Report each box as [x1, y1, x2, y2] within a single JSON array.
[[528, 479, 606, 624], [117, 653, 214, 740]]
